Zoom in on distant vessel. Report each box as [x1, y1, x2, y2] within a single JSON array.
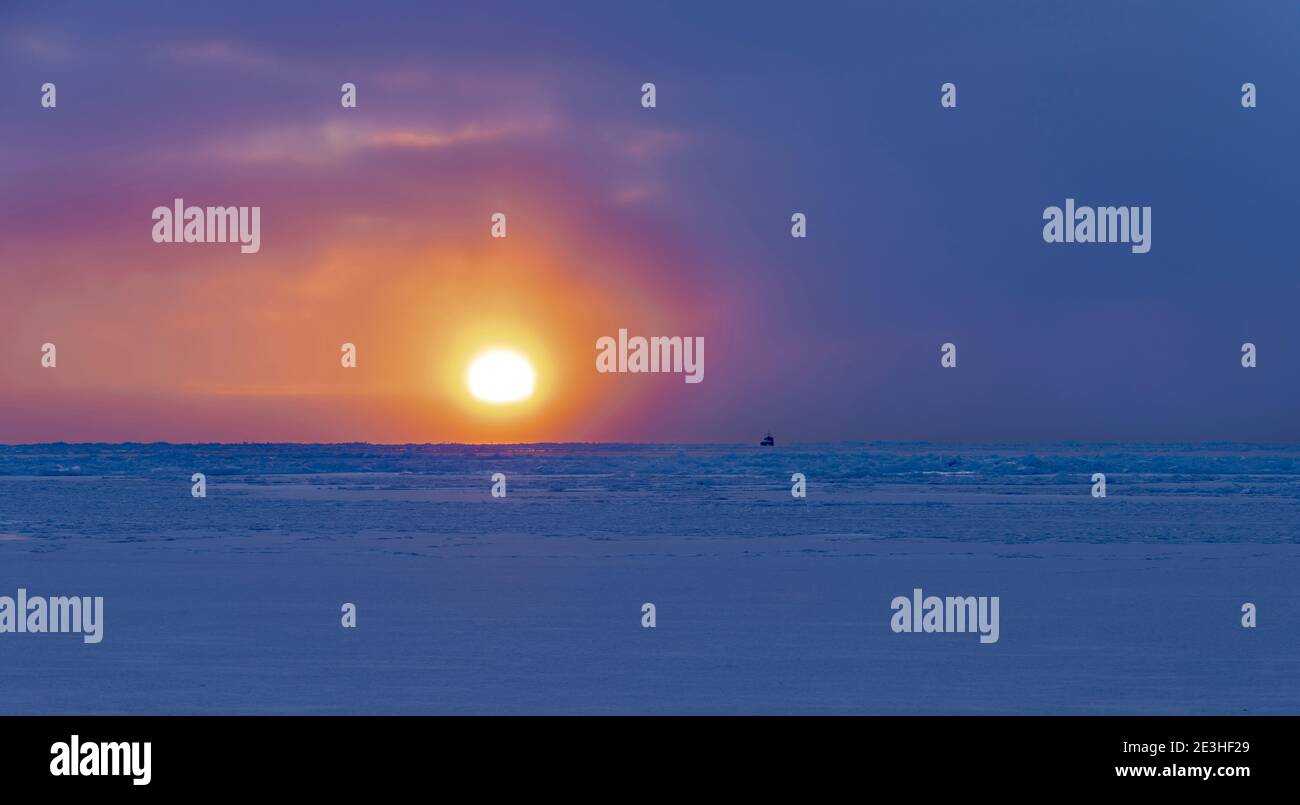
[[760, 431, 775, 447]]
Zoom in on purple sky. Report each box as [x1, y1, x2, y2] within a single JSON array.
[[2, 1, 1298, 442]]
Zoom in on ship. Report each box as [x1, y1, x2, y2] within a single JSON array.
[[760, 431, 775, 447]]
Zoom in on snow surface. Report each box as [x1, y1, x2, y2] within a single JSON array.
[[0, 442, 1296, 714]]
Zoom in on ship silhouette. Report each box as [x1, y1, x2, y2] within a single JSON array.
[[760, 431, 774, 447]]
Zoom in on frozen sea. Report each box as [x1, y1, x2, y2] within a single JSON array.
[[0, 442, 1296, 714]]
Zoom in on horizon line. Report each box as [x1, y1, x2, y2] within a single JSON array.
[[3, 439, 1300, 449]]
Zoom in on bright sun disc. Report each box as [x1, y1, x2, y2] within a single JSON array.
[[466, 349, 536, 404]]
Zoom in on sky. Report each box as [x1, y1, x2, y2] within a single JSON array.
[[2, 1, 1298, 443]]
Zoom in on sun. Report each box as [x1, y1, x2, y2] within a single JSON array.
[[466, 348, 537, 404]]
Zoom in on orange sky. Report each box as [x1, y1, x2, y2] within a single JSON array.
[[0, 179, 720, 441], [0, 23, 749, 444]]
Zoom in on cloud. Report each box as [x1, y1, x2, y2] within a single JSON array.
[[611, 127, 692, 161], [613, 185, 656, 204], [159, 40, 279, 70], [194, 117, 556, 165], [368, 119, 555, 149], [6, 30, 82, 63]]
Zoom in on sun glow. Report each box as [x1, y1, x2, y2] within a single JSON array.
[[466, 348, 537, 404]]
